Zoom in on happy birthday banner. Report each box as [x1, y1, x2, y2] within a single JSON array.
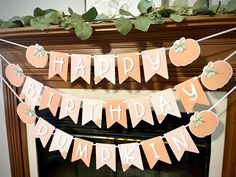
[[4, 52, 234, 128]]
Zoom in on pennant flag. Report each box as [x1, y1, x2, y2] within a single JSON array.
[[21, 76, 43, 107], [142, 48, 169, 82], [150, 88, 181, 123], [175, 77, 210, 113], [39, 86, 62, 116], [71, 138, 93, 167], [117, 52, 141, 84], [59, 94, 81, 124], [82, 99, 103, 128], [96, 143, 116, 171], [35, 118, 55, 147], [71, 54, 91, 84], [127, 96, 154, 128], [141, 136, 171, 169], [105, 100, 127, 128], [49, 51, 69, 81], [49, 129, 73, 159], [94, 55, 115, 84], [164, 126, 199, 161], [118, 143, 144, 172]]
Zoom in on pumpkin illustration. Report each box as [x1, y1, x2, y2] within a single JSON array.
[[26, 44, 48, 68], [16, 103, 36, 124], [5, 64, 25, 87], [169, 37, 201, 66], [189, 110, 219, 138], [201, 60, 233, 90]]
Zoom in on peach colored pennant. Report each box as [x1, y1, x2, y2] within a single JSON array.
[[175, 77, 210, 113], [127, 96, 154, 128], [94, 55, 116, 84], [117, 52, 141, 84], [59, 94, 81, 124], [82, 99, 103, 128], [118, 143, 144, 172], [49, 51, 69, 81], [164, 126, 199, 161], [150, 88, 181, 123], [105, 100, 127, 128], [39, 86, 62, 116], [35, 118, 55, 148], [142, 48, 169, 82], [21, 76, 44, 107], [49, 129, 73, 159], [96, 143, 116, 171], [71, 54, 91, 84], [71, 138, 93, 167], [141, 136, 171, 168]]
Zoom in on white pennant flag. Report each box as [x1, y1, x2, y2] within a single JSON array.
[[49, 129, 73, 159], [82, 99, 103, 128], [94, 55, 116, 84], [118, 143, 144, 172], [150, 88, 181, 123]]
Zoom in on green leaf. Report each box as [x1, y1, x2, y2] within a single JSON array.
[[34, 7, 46, 17], [115, 18, 132, 36], [75, 22, 93, 40], [30, 18, 49, 30], [82, 7, 98, 21], [193, 7, 214, 15], [119, 9, 135, 17], [96, 13, 109, 20], [138, 0, 153, 14], [134, 16, 151, 32], [158, 7, 176, 17], [9, 16, 24, 26], [150, 17, 165, 24], [170, 14, 185, 22], [173, 0, 188, 7], [193, 0, 208, 10], [44, 11, 62, 25], [0, 21, 20, 28], [22, 16, 34, 26], [68, 7, 73, 15], [225, 0, 236, 12]]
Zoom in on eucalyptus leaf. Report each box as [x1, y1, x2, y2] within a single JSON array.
[[44, 11, 62, 25], [96, 13, 109, 20], [23, 16, 34, 26], [34, 7, 46, 17], [68, 7, 73, 15], [135, 16, 151, 32], [193, 0, 208, 10], [150, 17, 165, 24], [158, 7, 176, 17], [119, 9, 135, 17], [138, 0, 153, 14], [170, 14, 185, 22], [115, 18, 132, 36], [82, 7, 98, 21], [173, 0, 188, 7], [193, 7, 214, 15], [225, 0, 236, 13], [9, 16, 24, 26], [0, 21, 20, 28], [75, 22, 93, 40], [30, 18, 49, 30]]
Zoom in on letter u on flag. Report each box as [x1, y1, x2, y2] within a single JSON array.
[[164, 126, 199, 161], [96, 143, 116, 171], [118, 143, 144, 172], [49, 129, 73, 159], [175, 77, 210, 113], [117, 52, 141, 84], [94, 55, 116, 84], [49, 51, 69, 81], [142, 48, 169, 82]]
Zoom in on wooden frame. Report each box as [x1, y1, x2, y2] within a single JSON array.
[[0, 15, 236, 177]]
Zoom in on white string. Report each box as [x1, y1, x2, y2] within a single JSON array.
[[0, 26, 236, 56]]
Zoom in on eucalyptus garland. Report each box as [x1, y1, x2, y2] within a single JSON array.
[[0, 0, 235, 40]]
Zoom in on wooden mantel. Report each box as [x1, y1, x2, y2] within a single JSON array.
[[0, 15, 236, 177]]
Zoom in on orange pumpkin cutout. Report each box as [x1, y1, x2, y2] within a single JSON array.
[[5, 64, 25, 87], [169, 38, 200, 66], [26, 44, 48, 68], [17, 103, 36, 124], [189, 110, 219, 138], [200, 60, 233, 90]]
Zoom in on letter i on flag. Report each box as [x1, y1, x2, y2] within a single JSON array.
[[117, 52, 141, 84], [96, 143, 116, 171], [118, 143, 144, 172], [142, 48, 169, 82], [164, 126, 199, 161], [71, 138, 93, 167], [175, 77, 210, 113], [49, 51, 69, 81], [35, 118, 55, 148]]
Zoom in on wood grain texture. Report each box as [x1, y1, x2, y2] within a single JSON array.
[[0, 15, 236, 177]]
